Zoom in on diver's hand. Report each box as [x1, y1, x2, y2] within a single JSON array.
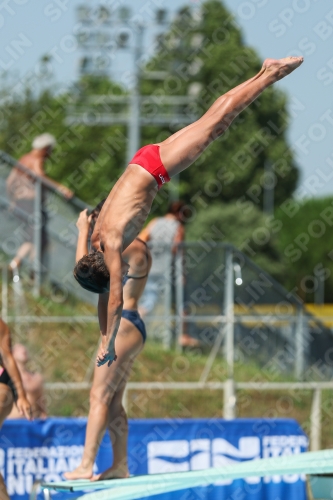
[[16, 396, 32, 421], [96, 342, 117, 367], [76, 209, 92, 232]]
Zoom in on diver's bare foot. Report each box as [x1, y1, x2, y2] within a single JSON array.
[[91, 466, 130, 482], [263, 57, 303, 81], [64, 465, 93, 480]]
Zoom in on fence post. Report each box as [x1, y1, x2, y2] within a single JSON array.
[[33, 178, 42, 297], [223, 247, 236, 419], [163, 244, 172, 349], [310, 388, 321, 451], [224, 247, 234, 380], [295, 307, 305, 380], [175, 244, 183, 352], [1, 266, 8, 322], [224, 378, 236, 420]]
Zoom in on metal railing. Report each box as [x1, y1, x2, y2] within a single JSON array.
[[0, 152, 332, 451], [41, 379, 326, 451], [122, 380, 326, 451], [0, 150, 91, 301], [2, 238, 332, 384]]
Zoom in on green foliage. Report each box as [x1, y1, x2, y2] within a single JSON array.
[[0, 75, 128, 205], [0, 1, 302, 287], [0, 0, 298, 212], [186, 201, 285, 279], [141, 0, 299, 209], [275, 197, 333, 302]]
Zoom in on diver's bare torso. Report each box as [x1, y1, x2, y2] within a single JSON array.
[[92, 164, 158, 253]]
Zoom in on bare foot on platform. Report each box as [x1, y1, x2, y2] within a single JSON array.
[[263, 56, 303, 81], [91, 466, 130, 482], [64, 465, 93, 480]]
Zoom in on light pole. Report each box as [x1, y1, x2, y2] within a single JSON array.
[[127, 23, 144, 164], [68, 4, 198, 183]]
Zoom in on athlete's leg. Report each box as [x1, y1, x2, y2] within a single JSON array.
[[64, 319, 143, 480], [0, 385, 14, 500], [91, 382, 131, 480], [158, 57, 303, 176], [10, 242, 34, 269], [0, 384, 14, 426], [161, 68, 266, 147], [106, 385, 129, 477]]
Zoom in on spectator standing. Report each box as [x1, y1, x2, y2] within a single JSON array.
[[6, 133, 73, 272], [139, 201, 199, 347], [0, 320, 31, 500], [7, 344, 47, 419]]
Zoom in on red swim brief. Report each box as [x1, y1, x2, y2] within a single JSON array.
[[129, 144, 170, 189]]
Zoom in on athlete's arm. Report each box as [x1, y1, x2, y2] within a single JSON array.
[[35, 378, 47, 419], [75, 209, 92, 262], [138, 218, 157, 242], [33, 160, 73, 199], [96, 245, 124, 367], [122, 238, 151, 277], [98, 292, 109, 334], [0, 319, 32, 420]]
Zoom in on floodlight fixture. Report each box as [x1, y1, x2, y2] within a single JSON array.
[[77, 5, 90, 23], [117, 29, 131, 49], [96, 5, 111, 24], [95, 31, 112, 48], [118, 6, 131, 22], [76, 30, 90, 46], [156, 9, 168, 24], [94, 54, 110, 71], [79, 56, 90, 74]]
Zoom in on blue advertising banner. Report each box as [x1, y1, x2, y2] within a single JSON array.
[[0, 418, 308, 500]]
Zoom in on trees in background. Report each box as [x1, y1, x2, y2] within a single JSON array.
[[275, 198, 333, 303], [141, 0, 298, 208], [0, 1, 298, 207], [1, 0, 332, 301], [0, 75, 128, 204], [186, 201, 286, 280]]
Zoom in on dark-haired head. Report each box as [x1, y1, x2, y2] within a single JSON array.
[[167, 200, 191, 223], [73, 251, 109, 293], [88, 199, 106, 237]]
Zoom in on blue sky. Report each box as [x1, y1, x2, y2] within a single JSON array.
[[1, 0, 333, 197]]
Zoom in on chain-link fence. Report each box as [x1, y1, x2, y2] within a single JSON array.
[[141, 242, 333, 383], [0, 150, 332, 386]]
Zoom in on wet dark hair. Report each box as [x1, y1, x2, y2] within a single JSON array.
[[73, 251, 109, 294], [88, 198, 106, 238], [74, 199, 109, 293]]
